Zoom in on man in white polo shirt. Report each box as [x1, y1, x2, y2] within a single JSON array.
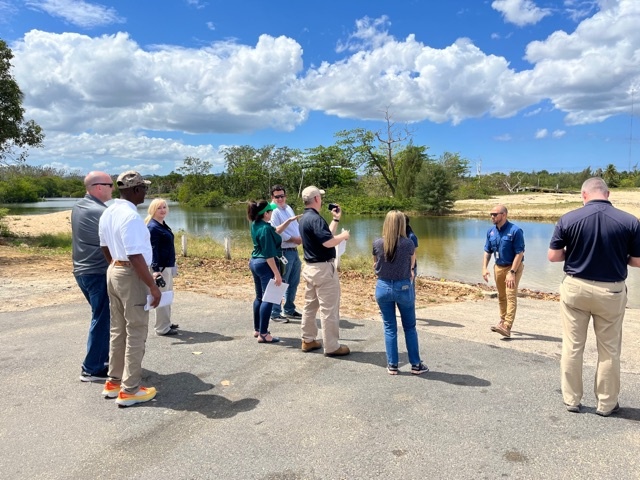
[[269, 184, 302, 323], [99, 171, 161, 407]]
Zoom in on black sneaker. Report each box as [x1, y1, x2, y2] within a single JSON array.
[[271, 315, 289, 323], [79, 369, 108, 383], [411, 363, 429, 375], [285, 311, 302, 319]]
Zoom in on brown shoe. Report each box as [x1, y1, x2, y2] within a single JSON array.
[[325, 345, 350, 357], [494, 323, 511, 338], [301, 340, 322, 352], [490, 320, 504, 332]]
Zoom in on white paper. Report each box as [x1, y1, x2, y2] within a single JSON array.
[[336, 238, 347, 257], [262, 279, 289, 304], [144, 290, 174, 311]]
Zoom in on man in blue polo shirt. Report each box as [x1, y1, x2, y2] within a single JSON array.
[[482, 204, 525, 338], [548, 177, 640, 416]]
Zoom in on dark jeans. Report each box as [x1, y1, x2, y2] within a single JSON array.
[[75, 273, 110, 374], [249, 258, 275, 334], [271, 248, 301, 317]]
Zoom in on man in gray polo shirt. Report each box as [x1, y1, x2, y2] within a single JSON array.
[[72, 171, 113, 382]]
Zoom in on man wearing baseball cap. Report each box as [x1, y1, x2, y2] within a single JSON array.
[[298, 185, 351, 356], [99, 171, 161, 407]]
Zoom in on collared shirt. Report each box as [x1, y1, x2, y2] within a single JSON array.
[[270, 203, 300, 249], [484, 220, 525, 266], [299, 207, 335, 263], [71, 193, 109, 276], [148, 218, 176, 271], [99, 199, 152, 265], [251, 219, 282, 259], [549, 199, 640, 282]]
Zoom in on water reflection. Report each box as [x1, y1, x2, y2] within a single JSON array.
[[4, 199, 639, 305]]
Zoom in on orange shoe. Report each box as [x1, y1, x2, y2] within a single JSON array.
[[102, 380, 121, 399], [115, 386, 157, 407]]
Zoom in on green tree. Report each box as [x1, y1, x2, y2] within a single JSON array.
[[395, 144, 428, 199], [177, 156, 212, 176], [603, 164, 620, 187], [1, 39, 44, 165], [414, 161, 455, 214]]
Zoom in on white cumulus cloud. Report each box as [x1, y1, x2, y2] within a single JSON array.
[[492, 0, 552, 26]]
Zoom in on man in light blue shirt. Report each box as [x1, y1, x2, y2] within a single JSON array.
[[269, 185, 302, 322]]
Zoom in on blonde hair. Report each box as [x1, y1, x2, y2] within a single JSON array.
[[382, 210, 407, 262], [144, 198, 168, 224]]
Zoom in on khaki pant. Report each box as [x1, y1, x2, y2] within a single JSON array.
[[106, 264, 150, 394], [494, 263, 524, 327], [301, 262, 341, 353], [560, 275, 626, 412], [150, 267, 174, 335]]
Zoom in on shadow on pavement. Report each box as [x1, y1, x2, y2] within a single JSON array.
[[616, 406, 640, 422], [339, 319, 365, 330], [141, 370, 259, 419], [508, 331, 562, 343], [417, 317, 465, 328], [166, 330, 234, 345], [341, 351, 491, 387]]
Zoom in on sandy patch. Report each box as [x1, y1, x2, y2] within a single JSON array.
[[4, 210, 73, 236]]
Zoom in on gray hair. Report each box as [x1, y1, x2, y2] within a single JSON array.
[[582, 177, 609, 195]]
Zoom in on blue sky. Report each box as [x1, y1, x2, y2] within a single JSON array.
[[1, 0, 639, 176]]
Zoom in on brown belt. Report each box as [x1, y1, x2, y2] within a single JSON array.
[[113, 260, 131, 267]]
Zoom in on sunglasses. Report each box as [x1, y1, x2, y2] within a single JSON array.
[[91, 183, 114, 188], [273, 194, 286, 199], [490, 213, 503, 217]]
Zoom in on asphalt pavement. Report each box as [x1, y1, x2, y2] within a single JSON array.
[[1, 292, 639, 479]]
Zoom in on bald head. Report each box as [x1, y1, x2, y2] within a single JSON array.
[[84, 171, 113, 203], [581, 177, 609, 204]]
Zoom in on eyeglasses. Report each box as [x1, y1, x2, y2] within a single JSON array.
[[490, 212, 503, 217], [273, 194, 286, 199], [91, 183, 113, 188]]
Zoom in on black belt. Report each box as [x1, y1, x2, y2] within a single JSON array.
[[282, 247, 298, 251], [306, 259, 335, 264]]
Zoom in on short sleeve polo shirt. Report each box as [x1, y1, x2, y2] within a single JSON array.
[[549, 199, 640, 282], [250, 219, 282, 259], [299, 207, 335, 263]]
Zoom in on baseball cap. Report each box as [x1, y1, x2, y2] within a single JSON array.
[[116, 171, 151, 189], [301, 185, 325, 202]]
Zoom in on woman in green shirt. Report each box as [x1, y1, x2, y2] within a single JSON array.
[[248, 200, 298, 343]]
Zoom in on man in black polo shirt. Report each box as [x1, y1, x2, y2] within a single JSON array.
[[548, 177, 640, 416], [298, 185, 351, 356]]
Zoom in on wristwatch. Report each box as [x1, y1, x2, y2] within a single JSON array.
[[509, 269, 516, 274]]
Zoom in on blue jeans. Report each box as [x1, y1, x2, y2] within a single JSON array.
[[75, 274, 110, 375], [271, 248, 301, 317], [249, 258, 275, 334], [375, 278, 421, 366]]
